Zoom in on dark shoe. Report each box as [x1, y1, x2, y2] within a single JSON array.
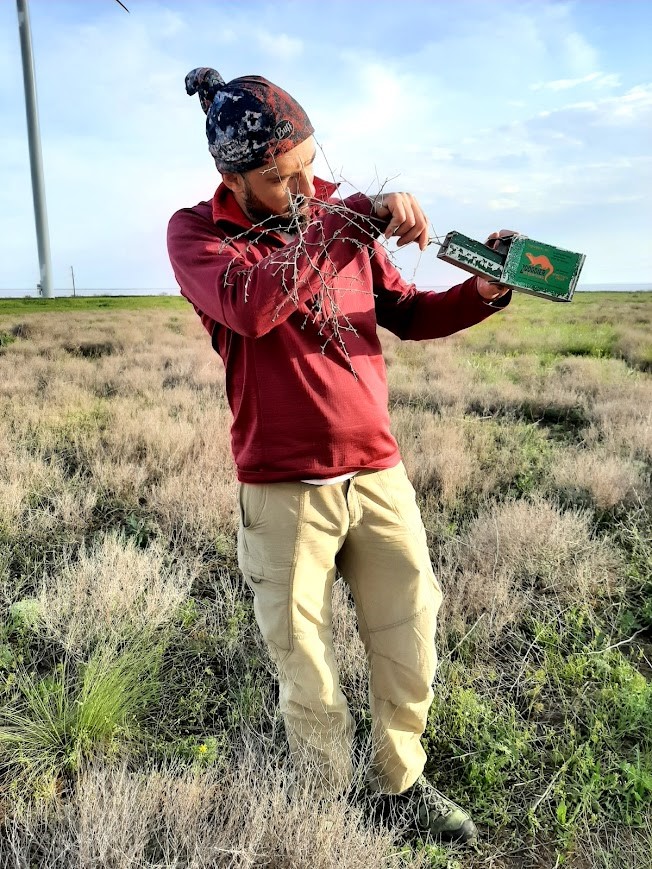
[[374, 775, 478, 845]]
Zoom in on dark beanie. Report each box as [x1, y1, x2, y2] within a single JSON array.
[[185, 67, 314, 174]]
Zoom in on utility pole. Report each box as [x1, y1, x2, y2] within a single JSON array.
[[16, 0, 53, 299], [70, 266, 76, 297]]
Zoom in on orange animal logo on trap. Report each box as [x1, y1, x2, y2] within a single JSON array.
[[524, 253, 555, 282]]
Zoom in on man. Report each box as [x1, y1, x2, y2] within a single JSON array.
[[168, 67, 511, 844]]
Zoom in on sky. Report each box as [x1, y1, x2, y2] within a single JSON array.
[[1, 0, 651, 295]]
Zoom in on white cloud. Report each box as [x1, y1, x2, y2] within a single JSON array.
[[605, 83, 652, 121], [536, 83, 652, 129], [531, 71, 621, 91]]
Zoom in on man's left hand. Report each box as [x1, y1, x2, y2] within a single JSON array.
[[372, 193, 429, 251]]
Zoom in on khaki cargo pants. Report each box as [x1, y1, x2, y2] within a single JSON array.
[[237, 462, 442, 795]]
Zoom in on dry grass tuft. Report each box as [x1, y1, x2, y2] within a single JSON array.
[[1, 751, 422, 869], [392, 408, 477, 505], [63, 340, 118, 360], [9, 322, 32, 339], [614, 325, 652, 372], [384, 333, 468, 413], [550, 447, 648, 509], [0, 439, 98, 547], [591, 396, 652, 464], [35, 532, 195, 657], [573, 812, 652, 869], [149, 411, 238, 542], [440, 497, 621, 639]]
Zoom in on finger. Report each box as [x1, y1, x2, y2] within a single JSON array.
[[384, 197, 408, 238], [417, 221, 429, 251], [409, 198, 429, 250], [478, 280, 511, 300], [486, 229, 517, 245], [487, 281, 511, 295], [381, 195, 397, 236], [397, 209, 429, 248], [394, 196, 429, 248], [393, 198, 417, 243]]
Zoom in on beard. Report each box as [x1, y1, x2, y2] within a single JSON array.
[[242, 179, 311, 233]]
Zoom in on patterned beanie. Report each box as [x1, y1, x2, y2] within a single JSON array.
[[185, 67, 314, 174]]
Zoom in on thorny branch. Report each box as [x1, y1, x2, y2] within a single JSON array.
[[217, 146, 417, 378]]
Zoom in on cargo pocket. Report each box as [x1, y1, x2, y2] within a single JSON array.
[[244, 573, 293, 665], [236, 482, 305, 667]]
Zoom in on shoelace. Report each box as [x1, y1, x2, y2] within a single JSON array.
[[417, 783, 455, 820]]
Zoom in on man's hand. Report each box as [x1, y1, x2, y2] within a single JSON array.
[[372, 193, 429, 251], [486, 229, 518, 253], [476, 229, 518, 301]]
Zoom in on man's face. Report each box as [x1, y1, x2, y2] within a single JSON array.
[[223, 136, 317, 231]]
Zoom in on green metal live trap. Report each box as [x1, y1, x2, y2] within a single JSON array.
[[436, 231, 586, 302]]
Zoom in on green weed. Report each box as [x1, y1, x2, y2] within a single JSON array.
[[424, 605, 652, 859], [0, 331, 17, 349], [612, 507, 652, 634], [0, 639, 163, 801], [167, 732, 229, 767], [91, 490, 159, 547]]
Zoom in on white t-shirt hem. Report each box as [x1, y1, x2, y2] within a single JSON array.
[[301, 472, 357, 486]]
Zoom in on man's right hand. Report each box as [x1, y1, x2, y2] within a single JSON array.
[[372, 193, 429, 251]]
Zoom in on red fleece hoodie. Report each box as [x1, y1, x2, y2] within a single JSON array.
[[167, 179, 508, 483]]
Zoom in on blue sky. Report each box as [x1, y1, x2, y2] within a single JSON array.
[[1, 0, 651, 294]]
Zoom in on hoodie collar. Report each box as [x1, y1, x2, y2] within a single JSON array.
[[211, 176, 339, 228]]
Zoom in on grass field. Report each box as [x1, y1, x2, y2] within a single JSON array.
[[0, 291, 650, 867]]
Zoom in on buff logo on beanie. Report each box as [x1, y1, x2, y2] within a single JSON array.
[[274, 120, 294, 140], [185, 67, 314, 174]]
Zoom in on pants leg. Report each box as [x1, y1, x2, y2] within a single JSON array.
[[237, 479, 354, 793], [336, 463, 442, 794]]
